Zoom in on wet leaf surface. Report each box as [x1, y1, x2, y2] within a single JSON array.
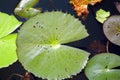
[[103, 15, 120, 46], [17, 11, 90, 80], [85, 53, 120, 80]]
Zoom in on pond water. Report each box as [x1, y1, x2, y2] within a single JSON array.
[[0, 0, 120, 80]]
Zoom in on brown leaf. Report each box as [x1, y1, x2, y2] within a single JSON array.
[[69, 0, 102, 19]]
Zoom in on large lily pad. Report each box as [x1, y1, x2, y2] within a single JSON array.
[[17, 11, 90, 80], [103, 15, 120, 46], [0, 34, 17, 68], [85, 53, 120, 80]]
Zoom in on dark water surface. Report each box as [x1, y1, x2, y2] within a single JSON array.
[[0, 0, 120, 80]]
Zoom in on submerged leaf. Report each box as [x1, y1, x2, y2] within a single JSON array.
[[0, 34, 17, 68], [115, 2, 120, 13], [103, 15, 120, 46], [69, 0, 102, 18], [17, 11, 90, 80], [85, 53, 120, 80], [88, 40, 106, 53], [96, 9, 110, 23], [0, 12, 22, 38]]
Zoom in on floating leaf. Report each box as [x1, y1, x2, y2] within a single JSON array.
[[103, 15, 120, 46], [0, 12, 21, 68], [0, 34, 17, 68], [85, 53, 120, 80], [96, 9, 110, 23], [0, 12, 22, 38], [17, 11, 90, 80]]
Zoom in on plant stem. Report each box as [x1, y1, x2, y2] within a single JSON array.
[[106, 41, 110, 53], [7, 73, 24, 80]]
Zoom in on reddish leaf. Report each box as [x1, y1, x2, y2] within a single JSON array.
[[88, 40, 106, 53], [115, 1, 120, 13]]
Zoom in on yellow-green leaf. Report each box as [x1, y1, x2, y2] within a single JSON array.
[[0, 12, 22, 38], [0, 34, 18, 68], [96, 9, 110, 23], [17, 11, 89, 80]]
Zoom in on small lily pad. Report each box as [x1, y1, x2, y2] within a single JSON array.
[[103, 15, 120, 46], [0, 12, 22, 38], [0, 34, 17, 68], [96, 9, 110, 23], [85, 53, 120, 80], [17, 11, 90, 80]]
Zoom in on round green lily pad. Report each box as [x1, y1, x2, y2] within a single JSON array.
[[103, 15, 120, 46], [17, 11, 89, 80], [85, 53, 120, 80], [0, 34, 17, 68]]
